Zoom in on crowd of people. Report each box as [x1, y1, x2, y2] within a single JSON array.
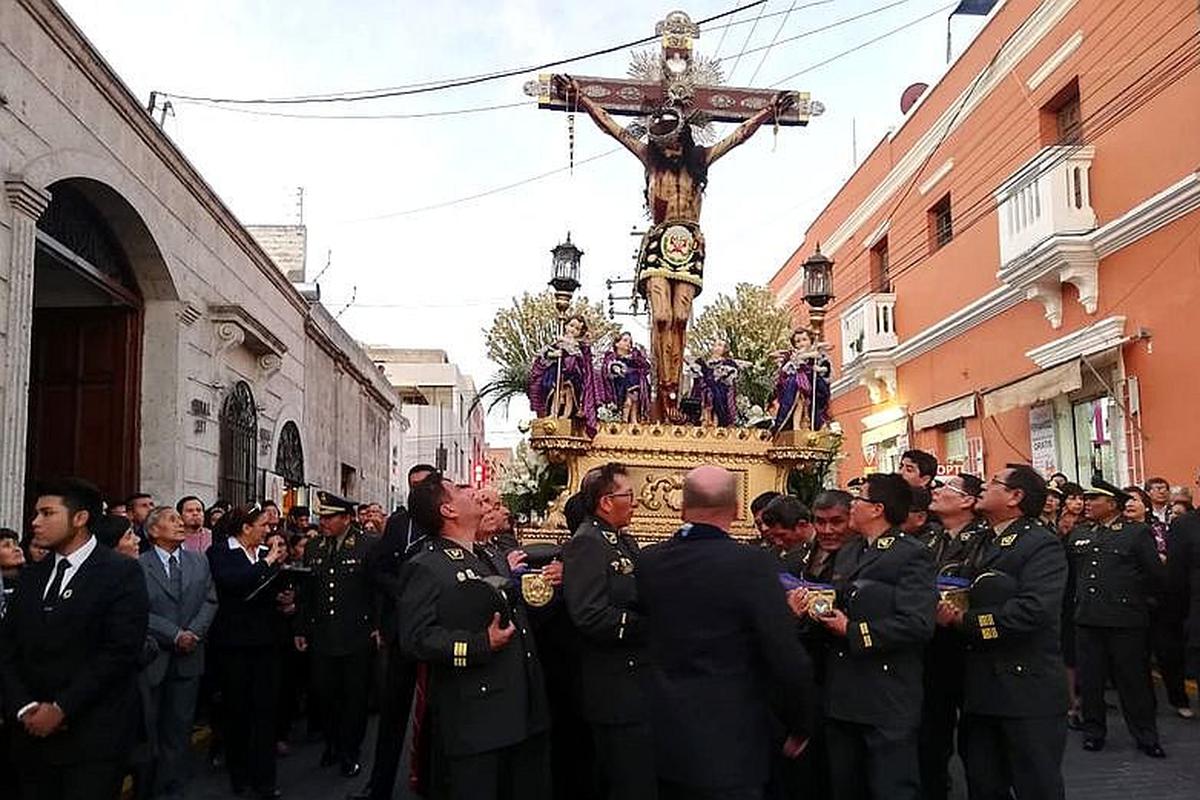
[[0, 452, 1197, 800]]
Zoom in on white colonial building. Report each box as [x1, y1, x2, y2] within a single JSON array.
[[0, 0, 400, 526]]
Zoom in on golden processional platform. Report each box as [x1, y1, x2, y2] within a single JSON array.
[[526, 417, 841, 542]]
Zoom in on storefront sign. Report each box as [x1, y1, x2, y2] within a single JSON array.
[[1029, 405, 1058, 474]]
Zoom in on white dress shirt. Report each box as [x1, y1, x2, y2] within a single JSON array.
[[43, 534, 98, 600], [228, 535, 259, 564]]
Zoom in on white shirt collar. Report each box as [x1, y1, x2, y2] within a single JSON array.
[[228, 535, 258, 564], [154, 544, 180, 571], [44, 535, 99, 599]]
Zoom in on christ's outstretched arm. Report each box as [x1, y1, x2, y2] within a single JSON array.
[[706, 91, 796, 165], [555, 75, 648, 165]]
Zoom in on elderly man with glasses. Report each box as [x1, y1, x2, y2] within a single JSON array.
[[938, 463, 1069, 800], [561, 462, 654, 800]]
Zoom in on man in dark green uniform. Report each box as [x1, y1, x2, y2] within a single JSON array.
[[399, 472, 549, 800], [941, 463, 1069, 798], [809, 472, 936, 800], [919, 473, 991, 800], [759, 495, 815, 577], [562, 462, 654, 800], [295, 491, 377, 778], [1068, 480, 1166, 756]]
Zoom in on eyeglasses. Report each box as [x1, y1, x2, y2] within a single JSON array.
[[851, 494, 881, 506], [933, 479, 978, 499], [987, 477, 1019, 492], [604, 490, 635, 501]]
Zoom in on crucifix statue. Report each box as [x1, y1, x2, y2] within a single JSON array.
[[527, 10, 822, 423]]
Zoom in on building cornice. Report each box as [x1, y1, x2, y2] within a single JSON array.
[[1025, 315, 1126, 369], [778, 0, 1078, 302], [16, 0, 309, 316], [828, 171, 1199, 399]]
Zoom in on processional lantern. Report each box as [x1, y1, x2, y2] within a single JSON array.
[[801, 245, 835, 340], [549, 233, 583, 318]]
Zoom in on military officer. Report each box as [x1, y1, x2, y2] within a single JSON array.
[[759, 495, 815, 577], [751, 490, 783, 547], [796, 472, 935, 800], [399, 472, 550, 800], [919, 473, 991, 800], [295, 491, 378, 778], [562, 462, 655, 800], [939, 464, 1069, 799], [1068, 480, 1166, 756]]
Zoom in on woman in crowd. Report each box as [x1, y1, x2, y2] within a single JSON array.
[[1125, 486, 1192, 718], [1056, 481, 1085, 727], [1057, 482, 1085, 536], [270, 530, 305, 755], [207, 505, 288, 799], [93, 513, 160, 799], [205, 499, 231, 531]]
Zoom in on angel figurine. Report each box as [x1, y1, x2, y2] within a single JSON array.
[[771, 327, 832, 432], [598, 331, 651, 424], [528, 314, 598, 435], [687, 340, 747, 427]]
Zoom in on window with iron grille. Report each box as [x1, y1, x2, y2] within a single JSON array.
[[219, 381, 258, 506], [275, 420, 305, 487], [929, 194, 953, 251]]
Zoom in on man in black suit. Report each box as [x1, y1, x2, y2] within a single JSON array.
[[1168, 505, 1200, 684], [793, 472, 935, 800], [637, 465, 814, 800], [0, 477, 150, 800], [353, 463, 436, 800], [562, 461, 654, 800], [938, 463, 1069, 800], [398, 471, 550, 799]]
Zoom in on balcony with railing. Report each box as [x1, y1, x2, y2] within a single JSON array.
[[840, 293, 897, 366], [996, 145, 1096, 264]]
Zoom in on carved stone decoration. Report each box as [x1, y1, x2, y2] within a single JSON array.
[[861, 361, 899, 405], [215, 321, 245, 353], [1026, 282, 1064, 329], [257, 353, 283, 378]]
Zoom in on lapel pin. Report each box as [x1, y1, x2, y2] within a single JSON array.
[[62, 588, 73, 600]]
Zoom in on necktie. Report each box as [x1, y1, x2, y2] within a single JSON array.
[[168, 553, 183, 597], [44, 557, 72, 609]]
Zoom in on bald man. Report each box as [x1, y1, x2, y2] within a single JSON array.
[[637, 466, 814, 800]]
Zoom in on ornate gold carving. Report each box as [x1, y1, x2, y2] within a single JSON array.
[[639, 473, 684, 512]]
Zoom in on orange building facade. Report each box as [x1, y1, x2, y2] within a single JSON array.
[[769, 0, 1200, 487]]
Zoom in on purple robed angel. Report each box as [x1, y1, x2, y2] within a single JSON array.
[[528, 314, 598, 435], [687, 341, 742, 427], [598, 332, 651, 424], [772, 328, 832, 432]]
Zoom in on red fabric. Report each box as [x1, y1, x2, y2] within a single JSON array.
[[408, 662, 431, 796]]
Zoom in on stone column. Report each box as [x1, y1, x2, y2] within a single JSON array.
[[1, 180, 51, 530]]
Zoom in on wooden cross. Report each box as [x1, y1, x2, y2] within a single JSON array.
[[525, 10, 822, 127]]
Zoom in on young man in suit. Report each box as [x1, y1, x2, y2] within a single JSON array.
[[140, 505, 218, 799], [0, 477, 150, 800], [637, 465, 815, 800]]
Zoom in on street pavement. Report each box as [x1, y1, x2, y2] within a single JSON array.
[[189, 687, 1199, 799]]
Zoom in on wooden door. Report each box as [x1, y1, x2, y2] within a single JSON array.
[[26, 306, 142, 505]]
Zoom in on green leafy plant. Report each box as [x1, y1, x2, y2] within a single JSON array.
[[475, 290, 619, 414]]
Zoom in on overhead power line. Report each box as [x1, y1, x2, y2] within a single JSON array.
[[172, 98, 534, 120], [160, 0, 772, 105]]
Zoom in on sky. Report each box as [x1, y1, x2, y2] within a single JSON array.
[[57, 0, 987, 447]]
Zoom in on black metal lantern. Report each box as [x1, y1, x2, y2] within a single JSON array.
[[802, 244, 834, 309], [549, 233, 583, 296]]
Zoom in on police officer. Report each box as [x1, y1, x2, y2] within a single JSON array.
[[800, 472, 935, 800], [1068, 480, 1166, 756], [919, 473, 991, 800], [759, 495, 815, 577], [562, 462, 655, 800], [940, 464, 1069, 799], [295, 491, 377, 777], [398, 471, 549, 800]]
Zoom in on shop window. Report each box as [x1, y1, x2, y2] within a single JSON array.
[[1040, 78, 1082, 145], [1071, 396, 1117, 482], [941, 419, 968, 464], [929, 194, 953, 251]]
